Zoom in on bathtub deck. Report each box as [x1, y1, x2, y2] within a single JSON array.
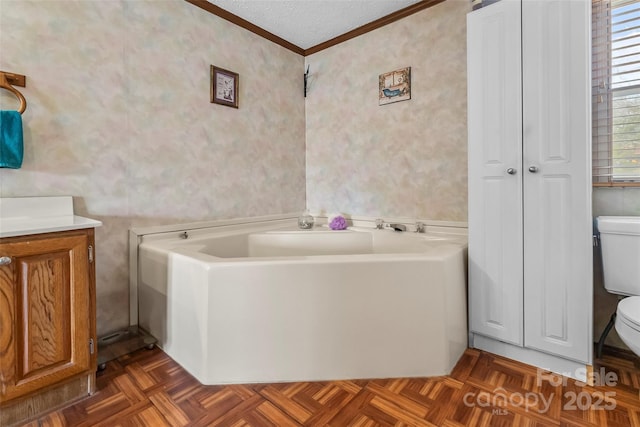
[[22, 345, 640, 426]]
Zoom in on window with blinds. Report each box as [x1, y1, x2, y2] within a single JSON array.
[[593, 0, 640, 185]]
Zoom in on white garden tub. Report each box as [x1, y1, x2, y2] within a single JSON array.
[[137, 218, 468, 385]]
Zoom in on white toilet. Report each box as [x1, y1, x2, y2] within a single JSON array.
[[597, 216, 640, 357]]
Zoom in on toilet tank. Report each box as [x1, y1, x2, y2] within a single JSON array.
[[597, 216, 640, 296]]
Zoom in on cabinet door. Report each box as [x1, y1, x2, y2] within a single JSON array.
[[0, 232, 91, 402], [522, 0, 592, 363], [467, 0, 524, 346]]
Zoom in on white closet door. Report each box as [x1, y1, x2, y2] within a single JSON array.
[[522, 0, 592, 363], [467, 0, 524, 346]]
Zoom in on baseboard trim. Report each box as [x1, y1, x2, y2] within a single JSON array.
[[472, 335, 589, 382], [0, 372, 95, 427]]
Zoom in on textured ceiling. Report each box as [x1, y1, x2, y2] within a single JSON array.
[[208, 0, 423, 50]]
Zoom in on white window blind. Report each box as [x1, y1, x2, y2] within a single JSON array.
[[593, 0, 640, 184], [593, 0, 640, 185]]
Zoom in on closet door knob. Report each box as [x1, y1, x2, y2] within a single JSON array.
[[528, 166, 539, 173], [506, 168, 517, 175], [0, 257, 11, 266]]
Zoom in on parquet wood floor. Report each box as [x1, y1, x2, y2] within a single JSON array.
[[16, 345, 640, 426]]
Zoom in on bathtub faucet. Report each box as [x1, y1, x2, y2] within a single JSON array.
[[375, 219, 406, 232], [179, 231, 189, 239], [389, 223, 406, 232]]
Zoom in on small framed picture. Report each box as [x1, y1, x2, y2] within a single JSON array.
[[210, 65, 239, 108], [379, 67, 411, 106]]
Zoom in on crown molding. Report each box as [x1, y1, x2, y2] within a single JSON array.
[[184, 0, 305, 55], [304, 0, 446, 55], [185, 0, 444, 57]]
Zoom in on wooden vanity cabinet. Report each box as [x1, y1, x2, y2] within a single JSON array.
[[0, 228, 97, 424]]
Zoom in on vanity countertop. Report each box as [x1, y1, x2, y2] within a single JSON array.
[[0, 196, 102, 239]]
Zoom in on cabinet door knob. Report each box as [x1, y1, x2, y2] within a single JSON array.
[[0, 256, 11, 266], [529, 166, 539, 173], [506, 168, 517, 175]]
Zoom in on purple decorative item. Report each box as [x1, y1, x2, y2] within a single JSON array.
[[329, 215, 348, 230]]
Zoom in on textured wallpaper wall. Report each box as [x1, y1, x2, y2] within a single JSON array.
[[0, 0, 471, 337], [0, 0, 306, 335], [305, 0, 470, 222]]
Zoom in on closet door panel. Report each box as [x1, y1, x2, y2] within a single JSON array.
[[522, 0, 592, 363], [467, 0, 524, 345]]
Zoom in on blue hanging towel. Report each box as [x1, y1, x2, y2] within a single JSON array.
[[0, 110, 23, 169]]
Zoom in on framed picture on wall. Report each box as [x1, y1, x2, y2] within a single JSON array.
[[379, 67, 411, 106], [210, 65, 239, 108]]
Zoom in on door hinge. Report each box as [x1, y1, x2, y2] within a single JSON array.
[[89, 338, 95, 355], [88, 245, 94, 264]]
